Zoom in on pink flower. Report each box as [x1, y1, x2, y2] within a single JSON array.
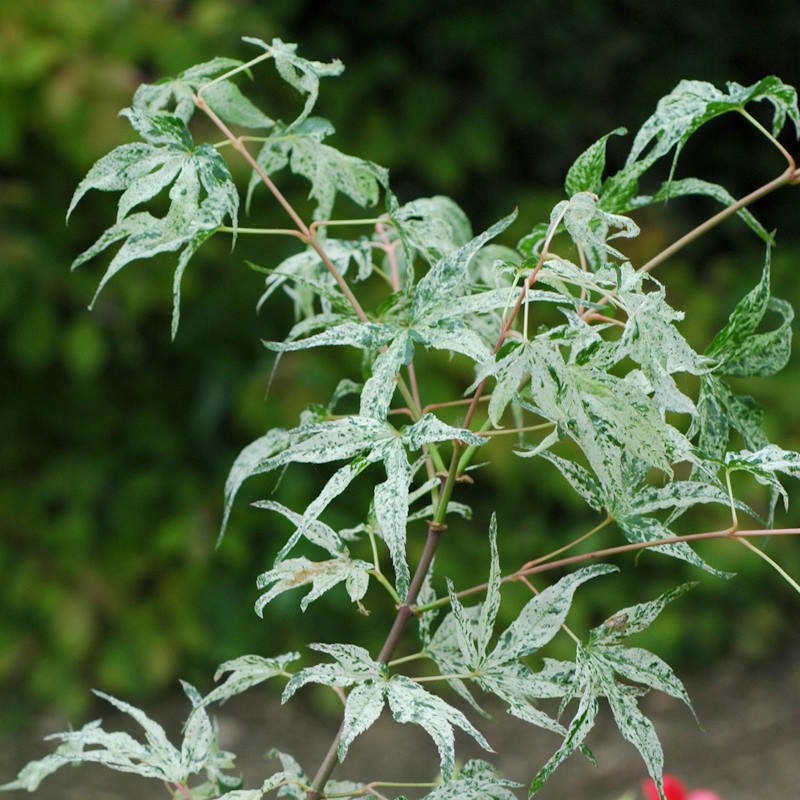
[[641, 774, 722, 800]]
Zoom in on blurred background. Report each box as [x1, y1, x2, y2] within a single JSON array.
[[2, 0, 800, 738]]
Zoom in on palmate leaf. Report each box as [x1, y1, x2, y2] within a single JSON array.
[[290, 134, 389, 221], [626, 77, 800, 173], [259, 214, 523, 419], [549, 191, 639, 269], [68, 108, 238, 338], [693, 249, 792, 468], [386, 194, 473, 287], [197, 652, 300, 709], [427, 560, 614, 735], [282, 645, 491, 779], [264, 314, 492, 421], [695, 374, 767, 461], [179, 682, 215, 776], [725, 444, 800, 509], [419, 759, 520, 800], [255, 555, 372, 614], [613, 513, 730, 579], [488, 564, 617, 666], [282, 643, 382, 702], [256, 237, 374, 319], [133, 57, 239, 121], [386, 675, 492, 781], [531, 586, 694, 797], [243, 37, 344, 124], [132, 55, 274, 129], [410, 210, 517, 321], [564, 127, 627, 197], [599, 77, 800, 216], [706, 247, 793, 378], [252, 500, 349, 561], [247, 115, 388, 220], [615, 277, 711, 416], [1, 691, 222, 790], [517, 339, 689, 508], [222, 413, 482, 598]]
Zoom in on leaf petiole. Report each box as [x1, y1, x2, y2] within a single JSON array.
[[737, 535, 800, 595], [197, 50, 274, 96]]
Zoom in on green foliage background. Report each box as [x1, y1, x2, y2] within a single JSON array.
[[3, 0, 800, 724]]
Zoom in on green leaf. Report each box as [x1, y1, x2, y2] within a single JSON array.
[[386, 674, 492, 781], [419, 759, 520, 800], [69, 109, 238, 337], [338, 681, 386, 760], [388, 194, 473, 275], [282, 643, 382, 704], [243, 37, 344, 124], [529, 679, 599, 795], [564, 127, 626, 197], [725, 444, 800, 508], [411, 211, 517, 322], [373, 438, 413, 598], [255, 555, 372, 614], [200, 653, 300, 708], [694, 374, 767, 460], [132, 56, 273, 130], [625, 77, 800, 178], [179, 681, 214, 775], [614, 514, 730, 578], [488, 564, 617, 666], [553, 191, 640, 268], [706, 248, 793, 377], [598, 154, 652, 213], [252, 500, 348, 560], [289, 135, 389, 221]]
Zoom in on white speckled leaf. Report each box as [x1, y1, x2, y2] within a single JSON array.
[[386, 674, 492, 781]]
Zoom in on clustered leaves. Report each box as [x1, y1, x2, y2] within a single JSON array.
[[5, 37, 800, 800]]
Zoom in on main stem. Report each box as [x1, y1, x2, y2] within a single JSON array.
[[307, 449, 463, 799], [309, 197, 565, 798]]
